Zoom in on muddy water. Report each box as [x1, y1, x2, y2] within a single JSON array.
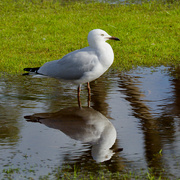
[[0, 66, 180, 179]]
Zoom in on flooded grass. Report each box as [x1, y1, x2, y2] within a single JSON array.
[[0, 0, 180, 74], [0, 164, 172, 180], [0, 0, 180, 179], [0, 66, 180, 179], [1, 163, 176, 180]]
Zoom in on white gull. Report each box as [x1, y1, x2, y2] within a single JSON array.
[[23, 29, 119, 107]]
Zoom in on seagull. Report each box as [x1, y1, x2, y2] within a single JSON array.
[[23, 29, 120, 107]]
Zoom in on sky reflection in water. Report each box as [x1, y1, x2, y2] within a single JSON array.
[[0, 66, 179, 179]]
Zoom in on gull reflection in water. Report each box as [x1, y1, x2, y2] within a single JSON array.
[[24, 107, 122, 163]]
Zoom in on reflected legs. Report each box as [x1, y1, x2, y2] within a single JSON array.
[[77, 85, 82, 108], [77, 83, 91, 108], [87, 82, 91, 107]]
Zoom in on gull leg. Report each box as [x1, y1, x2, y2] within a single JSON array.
[[77, 85, 82, 108], [87, 82, 91, 107]]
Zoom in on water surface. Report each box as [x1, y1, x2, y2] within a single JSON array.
[[0, 66, 180, 179]]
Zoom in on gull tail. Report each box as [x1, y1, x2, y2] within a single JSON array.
[[23, 67, 40, 76]]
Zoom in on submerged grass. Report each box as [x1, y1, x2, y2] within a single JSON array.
[[1, 165, 174, 180], [0, 0, 179, 74]]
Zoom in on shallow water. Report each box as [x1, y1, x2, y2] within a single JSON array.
[[0, 66, 180, 179]]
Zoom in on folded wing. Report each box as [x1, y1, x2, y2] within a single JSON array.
[[38, 47, 98, 81]]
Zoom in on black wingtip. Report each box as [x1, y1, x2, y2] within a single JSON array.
[[23, 68, 29, 71], [23, 67, 40, 72], [22, 73, 30, 76]]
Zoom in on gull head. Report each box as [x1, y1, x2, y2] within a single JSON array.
[[88, 29, 120, 47]]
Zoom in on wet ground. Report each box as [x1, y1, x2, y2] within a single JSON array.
[[0, 66, 180, 179]]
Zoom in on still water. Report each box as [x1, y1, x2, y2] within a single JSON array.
[[0, 66, 180, 179]]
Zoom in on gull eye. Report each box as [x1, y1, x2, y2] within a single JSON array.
[[101, 34, 104, 36]]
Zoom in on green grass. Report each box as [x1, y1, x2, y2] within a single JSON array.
[[0, 0, 179, 74], [0, 149, 176, 180], [1, 165, 172, 180]]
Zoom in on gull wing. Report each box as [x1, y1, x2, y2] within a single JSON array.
[[38, 47, 99, 80]]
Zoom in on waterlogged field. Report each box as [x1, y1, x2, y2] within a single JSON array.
[[0, 0, 180, 73], [0, 0, 180, 179], [0, 66, 180, 179]]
